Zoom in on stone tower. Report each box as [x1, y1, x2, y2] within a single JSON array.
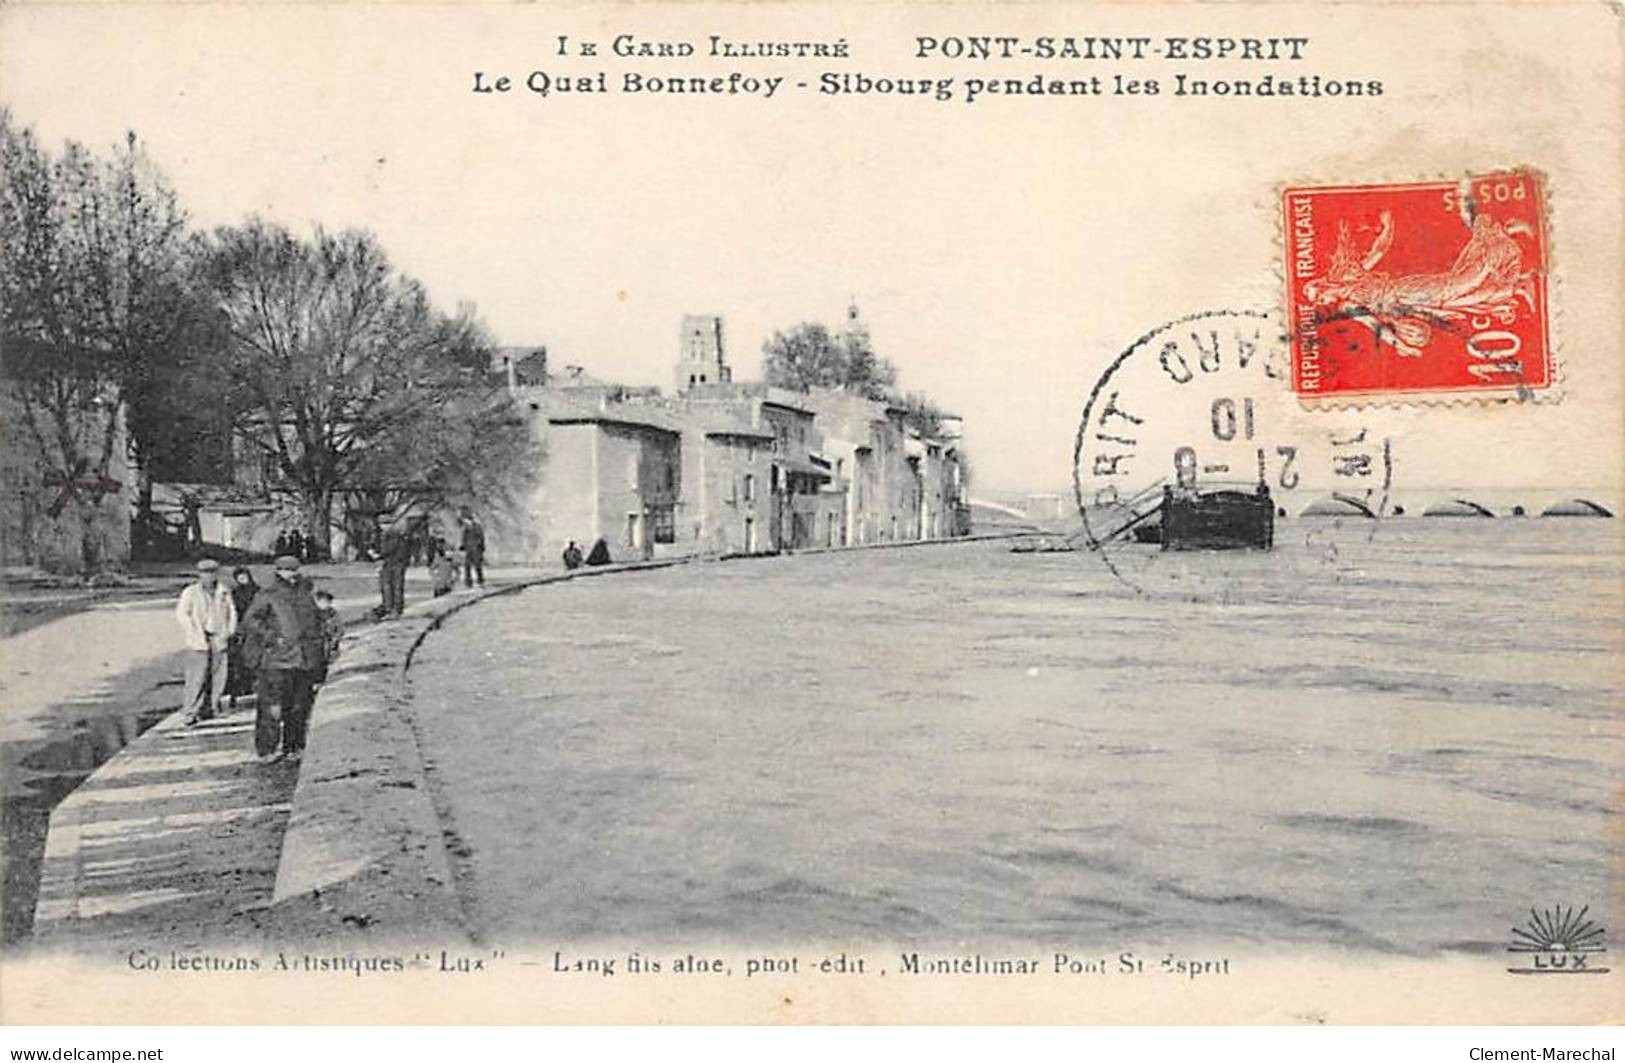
[[675, 314, 730, 393]]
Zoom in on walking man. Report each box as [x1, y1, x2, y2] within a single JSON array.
[[377, 521, 409, 618], [175, 558, 237, 725], [241, 555, 324, 764], [459, 506, 486, 588]]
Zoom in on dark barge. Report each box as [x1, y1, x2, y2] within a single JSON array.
[[1053, 449, 1276, 555], [1157, 483, 1274, 550]]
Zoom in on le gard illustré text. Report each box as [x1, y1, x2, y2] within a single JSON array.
[[536, 33, 1312, 61]]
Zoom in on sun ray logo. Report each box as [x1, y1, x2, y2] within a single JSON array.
[[1506, 905, 1609, 975]]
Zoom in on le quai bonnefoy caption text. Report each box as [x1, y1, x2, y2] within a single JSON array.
[[470, 33, 1385, 105]]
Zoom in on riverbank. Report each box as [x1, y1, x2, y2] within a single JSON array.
[[1, 561, 554, 944]]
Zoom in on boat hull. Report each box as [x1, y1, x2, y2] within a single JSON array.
[[1162, 488, 1274, 551]]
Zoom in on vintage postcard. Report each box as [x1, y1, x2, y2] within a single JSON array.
[[0, 0, 1619, 1028]]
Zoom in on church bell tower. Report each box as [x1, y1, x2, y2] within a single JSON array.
[[675, 314, 731, 394]]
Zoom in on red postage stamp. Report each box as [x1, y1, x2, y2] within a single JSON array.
[[1283, 170, 1550, 401]]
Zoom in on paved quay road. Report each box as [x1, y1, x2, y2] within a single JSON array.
[[0, 561, 539, 944], [407, 525, 1620, 951]]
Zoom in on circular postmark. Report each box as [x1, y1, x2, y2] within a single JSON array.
[[1072, 309, 1397, 593]]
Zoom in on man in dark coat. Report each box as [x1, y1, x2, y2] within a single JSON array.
[[377, 522, 409, 618], [458, 507, 486, 588], [241, 555, 324, 764]]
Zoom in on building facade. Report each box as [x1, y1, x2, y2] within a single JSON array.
[[483, 313, 967, 565]]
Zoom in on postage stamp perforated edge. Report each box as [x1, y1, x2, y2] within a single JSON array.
[[1268, 165, 1563, 411]]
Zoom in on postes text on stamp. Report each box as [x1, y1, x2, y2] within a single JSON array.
[[1283, 170, 1550, 402]]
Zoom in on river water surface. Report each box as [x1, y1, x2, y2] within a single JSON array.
[[408, 521, 1621, 953]]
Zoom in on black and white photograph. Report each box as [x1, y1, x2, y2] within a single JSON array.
[[0, 0, 1620, 1035]]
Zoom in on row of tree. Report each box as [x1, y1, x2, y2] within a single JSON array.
[[0, 111, 531, 571]]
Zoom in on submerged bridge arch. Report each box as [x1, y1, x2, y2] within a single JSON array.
[[1422, 498, 1496, 517], [1299, 494, 1378, 518], [1541, 498, 1615, 517], [966, 497, 1030, 520]]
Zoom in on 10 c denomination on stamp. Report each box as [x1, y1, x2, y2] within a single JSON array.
[[1283, 169, 1551, 402]]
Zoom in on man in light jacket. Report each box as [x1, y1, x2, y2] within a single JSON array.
[[176, 558, 237, 724]]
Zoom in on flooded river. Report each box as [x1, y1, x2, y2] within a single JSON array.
[[406, 521, 1621, 952]]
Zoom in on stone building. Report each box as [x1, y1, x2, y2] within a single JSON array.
[[797, 389, 915, 546], [684, 407, 774, 556], [674, 314, 732, 393], [0, 379, 131, 573], [907, 429, 952, 540], [501, 388, 683, 564], [492, 312, 967, 564]]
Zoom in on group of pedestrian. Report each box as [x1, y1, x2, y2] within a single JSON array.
[[374, 506, 487, 617], [271, 528, 321, 564], [560, 537, 612, 569], [176, 555, 343, 766]]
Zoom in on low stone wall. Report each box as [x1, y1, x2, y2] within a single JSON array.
[[269, 534, 1019, 939]]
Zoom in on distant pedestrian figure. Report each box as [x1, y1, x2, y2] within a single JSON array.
[[429, 548, 457, 597], [176, 559, 237, 725], [313, 589, 343, 685], [377, 523, 409, 618], [459, 507, 486, 587], [562, 540, 584, 570], [274, 530, 290, 558], [287, 529, 306, 565], [585, 537, 612, 566], [226, 565, 260, 707], [410, 516, 433, 567], [241, 555, 324, 764]]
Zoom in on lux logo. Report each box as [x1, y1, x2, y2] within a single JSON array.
[[1532, 953, 1594, 971], [1507, 906, 1610, 976]]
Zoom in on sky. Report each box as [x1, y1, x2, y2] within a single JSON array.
[[2, 3, 1620, 497]]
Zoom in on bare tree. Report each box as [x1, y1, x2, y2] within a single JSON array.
[[201, 220, 532, 556], [0, 112, 204, 572]]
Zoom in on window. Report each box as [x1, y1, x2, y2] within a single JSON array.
[[743, 473, 755, 502]]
